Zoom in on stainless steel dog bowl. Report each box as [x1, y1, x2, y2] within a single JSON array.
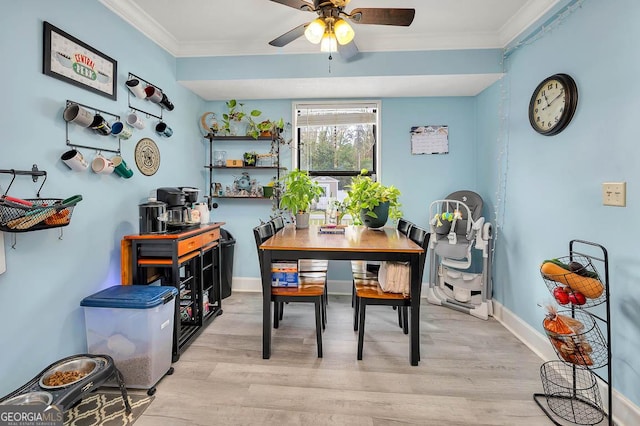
[[0, 391, 53, 405], [38, 357, 99, 389]]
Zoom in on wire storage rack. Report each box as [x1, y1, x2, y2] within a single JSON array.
[[534, 240, 612, 425]]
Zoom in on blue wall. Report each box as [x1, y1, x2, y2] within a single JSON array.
[[0, 0, 205, 393], [203, 97, 478, 280], [477, 0, 640, 407]]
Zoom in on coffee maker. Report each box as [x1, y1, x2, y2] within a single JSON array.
[[157, 187, 194, 228]]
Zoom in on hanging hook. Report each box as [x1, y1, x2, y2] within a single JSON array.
[[11, 233, 16, 249], [4, 170, 17, 197], [58, 228, 64, 240]]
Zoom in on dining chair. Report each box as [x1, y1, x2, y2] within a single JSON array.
[[351, 218, 415, 327], [253, 222, 325, 357], [270, 216, 329, 320], [354, 224, 430, 360]]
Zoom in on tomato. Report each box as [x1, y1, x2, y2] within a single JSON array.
[[572, 291, 587, 305], [553, 287, 570, 305]]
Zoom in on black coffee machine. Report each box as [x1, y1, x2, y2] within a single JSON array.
[[157, 187, 199, 228]]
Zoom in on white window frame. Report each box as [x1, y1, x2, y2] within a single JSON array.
[[291, 100, 382, 181]]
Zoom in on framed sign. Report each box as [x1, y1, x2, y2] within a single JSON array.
[[410, 125, 449, 155], [43, 21, 117, 100]]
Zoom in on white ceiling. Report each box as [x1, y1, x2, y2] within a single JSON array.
[[100, 0, 563, 100]]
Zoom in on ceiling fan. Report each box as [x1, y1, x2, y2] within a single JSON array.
[[268, 0, 415, 60]]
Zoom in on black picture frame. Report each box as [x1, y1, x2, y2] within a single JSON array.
[[43, 21, 117, 101]]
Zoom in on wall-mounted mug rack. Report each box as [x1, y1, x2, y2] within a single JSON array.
[[126, 72, 174, 121], [64, 100, 121, 155]]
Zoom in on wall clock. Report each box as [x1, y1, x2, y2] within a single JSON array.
[[528, 73, 578, 136], [134, 138, 160, 176]]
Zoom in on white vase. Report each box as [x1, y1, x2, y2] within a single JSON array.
[[295, 212, 310, 229]]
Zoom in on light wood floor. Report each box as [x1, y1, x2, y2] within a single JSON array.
[[136, 292, 554, 425]]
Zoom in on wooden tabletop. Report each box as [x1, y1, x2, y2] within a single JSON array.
[[123, 222, 223, 240], [260, 225, 423, 253]]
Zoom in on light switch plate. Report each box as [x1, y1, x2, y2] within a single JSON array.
[[602, 182, 626, 207]]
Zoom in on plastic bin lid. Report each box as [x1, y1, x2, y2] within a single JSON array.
[[80, 285, 178, 309]]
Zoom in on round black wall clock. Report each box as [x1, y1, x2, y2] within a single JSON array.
[[528, 73, 578, 136], [134, 138, 160, 176]]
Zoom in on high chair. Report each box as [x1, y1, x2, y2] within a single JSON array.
[[426, 190, 494, 320]]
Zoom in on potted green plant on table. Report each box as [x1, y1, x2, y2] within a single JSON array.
[[345, 169, 402, 228], [279, 169, 324, 229]]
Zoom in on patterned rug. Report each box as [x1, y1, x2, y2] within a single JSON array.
[[64, 390, 154, 426]]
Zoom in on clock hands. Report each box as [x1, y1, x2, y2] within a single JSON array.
[[542, 88, 565, 110]]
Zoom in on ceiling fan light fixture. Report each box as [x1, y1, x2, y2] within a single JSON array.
[[334, 18, 355, 45], [304, 18, 326, 44], [320, 32, 337, 53]]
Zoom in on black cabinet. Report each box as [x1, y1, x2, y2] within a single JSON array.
[[123, 224, 224, 362]]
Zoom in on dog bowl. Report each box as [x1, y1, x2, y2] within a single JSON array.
[[38, 357, 98, 389], [0, 391, 53, 405]]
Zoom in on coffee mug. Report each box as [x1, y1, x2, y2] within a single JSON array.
[[155, 122, 173, 138], [126, 113, 145, 130], [111, 121, 133, 139], [91, 114, 111, 136], [125, 78, 147, 99], [111, 155, 133, 179], [63, 103, 94, 128], [91, 154, 115, 174], [144, 86, 163, 103], [159, 93, 175, 111], [60, 149, 88, 172]]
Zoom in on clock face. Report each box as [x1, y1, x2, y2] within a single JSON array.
[[134, 138, 160, 176], [529, 73, 578, 136]]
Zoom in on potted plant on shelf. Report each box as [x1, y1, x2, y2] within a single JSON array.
[[248, 117, 285, 139], [345, 169, 402, 228], [222, 99, 262, 136], [243, 151, 257, 167], [279, 169, 324, 229]]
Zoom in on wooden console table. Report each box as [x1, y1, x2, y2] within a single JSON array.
[[121, 223, 224, 361]]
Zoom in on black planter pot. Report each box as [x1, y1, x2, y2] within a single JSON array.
[[360, 201, 390, 229]]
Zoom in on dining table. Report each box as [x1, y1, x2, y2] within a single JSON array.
[[259, 224, 426, 365]]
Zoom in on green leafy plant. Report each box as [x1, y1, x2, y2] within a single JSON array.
[[345, 169, 402, 225], [243, 151, 257, 166], [279, 169, 324, 213], [222, 99, 261, 134], [248, 117, 285, 139]]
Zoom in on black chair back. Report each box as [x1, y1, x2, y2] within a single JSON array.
[[397, 218, 414, 236], [408, 224, 430, 282], [272, 216, 285, 232], [253, 222, 275, 269]]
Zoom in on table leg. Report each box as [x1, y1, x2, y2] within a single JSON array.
[[410, 254, 420, 366], [261, 249, 272, 359]]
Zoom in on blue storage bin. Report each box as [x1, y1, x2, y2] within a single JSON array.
[[80, 285, 177, 390]]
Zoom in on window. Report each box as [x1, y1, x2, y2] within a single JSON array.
[[293, 101, 380, 215]]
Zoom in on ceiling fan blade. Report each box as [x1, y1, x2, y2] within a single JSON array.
[[269, 0, 315, 12], [269, 23, 308, 47], [349, 8, 415, 26], [338, 39, 359, 61]]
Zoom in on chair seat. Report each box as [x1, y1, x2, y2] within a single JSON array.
[[272, 280, 325, 297], [354, 278, 409, 300]]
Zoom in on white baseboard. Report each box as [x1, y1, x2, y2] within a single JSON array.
[[493, 300, 640, 426]]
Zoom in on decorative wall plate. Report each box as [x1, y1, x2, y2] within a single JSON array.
[[134, 138, 160, 176]]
